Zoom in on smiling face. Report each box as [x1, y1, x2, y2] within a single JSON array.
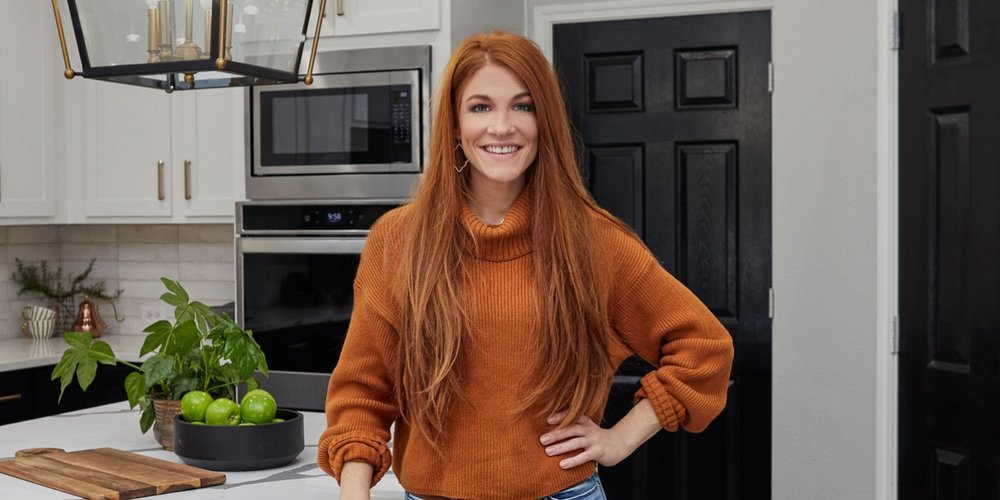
[[456, 63, 539, 198]]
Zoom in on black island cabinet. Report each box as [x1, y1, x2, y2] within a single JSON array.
[[0, 364, 130, 425]]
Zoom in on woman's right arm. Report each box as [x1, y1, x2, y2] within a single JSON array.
[[317, 214, 403, 488]]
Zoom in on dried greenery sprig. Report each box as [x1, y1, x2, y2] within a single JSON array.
[[11, 258, 123, 301]]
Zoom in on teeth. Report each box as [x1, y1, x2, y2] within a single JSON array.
[[484, 145, 520, 154]]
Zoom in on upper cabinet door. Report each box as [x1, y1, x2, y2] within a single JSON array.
[[0, 1, 57, 219], [171, 89, 246, 218], [309, 0, 440, 37], [83, 80, 173, 218]]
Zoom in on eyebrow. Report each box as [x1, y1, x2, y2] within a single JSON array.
[[464, 91, 532, 102]]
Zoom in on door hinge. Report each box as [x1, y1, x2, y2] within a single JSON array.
[[891, 315, 899, 354], [768, 287, 774, 319], [767, 61, 774, 93], [891, 11, 902, 51]]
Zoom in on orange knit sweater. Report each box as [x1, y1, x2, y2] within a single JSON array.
[[317, 190, 734, 499]]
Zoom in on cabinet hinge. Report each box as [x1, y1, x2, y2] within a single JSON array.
[[892, 11, 902, 51], [767, 61, 774, 93], [768, 287, 774, 319], [891, 315, 899, 354]]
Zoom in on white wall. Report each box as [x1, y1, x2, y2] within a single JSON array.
[[526, 0, 894, 498], [772, 0, 888, 498]]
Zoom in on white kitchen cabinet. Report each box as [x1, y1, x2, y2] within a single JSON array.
[[309, 0, 440, 38], [0, 1, 58, 219], [79, 81, 244, 223], [171, 89, 245, 219]]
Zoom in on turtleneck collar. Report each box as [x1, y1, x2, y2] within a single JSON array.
[[461, 186, 533, 262]]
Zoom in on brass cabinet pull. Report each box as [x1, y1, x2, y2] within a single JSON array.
[[0, 393, 23, 403], [336, 0, 344, 16], [157, 161, 165, 201], [184, 160, 192, 200]]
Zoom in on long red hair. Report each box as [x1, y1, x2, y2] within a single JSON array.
[[396, 31, 617, 445]]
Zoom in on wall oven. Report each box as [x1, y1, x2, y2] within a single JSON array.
[[235, 199, 402, 410], [246, 45, 430, 200]]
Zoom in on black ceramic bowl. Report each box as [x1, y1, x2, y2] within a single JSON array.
[[172, 409, 305, 471]]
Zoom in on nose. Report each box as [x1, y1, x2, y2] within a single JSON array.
[[487, 110, 516, 136]]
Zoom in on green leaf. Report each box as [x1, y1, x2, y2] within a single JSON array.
[[159, 277, 188, 306], [89, 341, 118, 365], [124, 372, 146, 408], [51, 349, 79, 402], [169, 374, 199, 400], [49, 331, 121, 402], [140, 320, 172, 356], [141, 354, 174, 389], [139, 402, 156, 434], [76, 357, 98, 391], [64, 331, 92, 349], [165, 320, 201, 357], [257, 352, 269, 377], [223, 334, 258, 380], [245, 377, 260, 393]]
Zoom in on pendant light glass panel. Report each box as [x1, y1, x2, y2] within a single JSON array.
[[67, 0, 312, 90]]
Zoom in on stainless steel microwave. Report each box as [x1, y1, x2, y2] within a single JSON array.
[[246, 45, 430, 200]]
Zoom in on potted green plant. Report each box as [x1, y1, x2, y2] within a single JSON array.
[[51, 277, 268, 449], [11, 258, 123, 333]]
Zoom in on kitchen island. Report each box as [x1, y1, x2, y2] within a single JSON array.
[[0, 401, 405, 499], [0, 334, 406, 499]]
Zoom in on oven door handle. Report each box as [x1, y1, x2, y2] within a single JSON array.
[[239, 238, 366, 254]]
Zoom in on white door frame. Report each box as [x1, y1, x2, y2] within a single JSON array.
[[531, 0, 773, 61], [529, 1, 899, 499]]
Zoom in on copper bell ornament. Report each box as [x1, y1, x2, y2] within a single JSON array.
[[71, 295, 124, 338]]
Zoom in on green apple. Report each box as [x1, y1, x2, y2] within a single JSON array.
[[204, 397, 241, 426], [242, 389, 276, 407], [180, 390, 213, 423], [240, 393, 277, 424]]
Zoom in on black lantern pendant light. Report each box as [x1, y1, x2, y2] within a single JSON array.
[[50, 0, 328, 92]]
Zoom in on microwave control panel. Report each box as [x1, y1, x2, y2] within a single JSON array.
[[390, 87, 413, 164]]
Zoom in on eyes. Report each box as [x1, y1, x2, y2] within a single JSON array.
[[468, 101, 535, 113]]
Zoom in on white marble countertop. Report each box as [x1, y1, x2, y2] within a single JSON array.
[[0, 335, 147, 372], [0, 401, 405, 499]]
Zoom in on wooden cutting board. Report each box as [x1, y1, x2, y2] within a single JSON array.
[[0, 447, 226, 500]]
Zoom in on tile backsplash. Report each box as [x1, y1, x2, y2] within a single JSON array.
[[0, 224, 235, 339]]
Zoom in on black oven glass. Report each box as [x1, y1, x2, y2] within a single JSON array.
[[258, 84, 413, 167], [242, 253, 360, 374]]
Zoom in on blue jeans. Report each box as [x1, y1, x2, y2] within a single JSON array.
[[404, 472, 607, 500]]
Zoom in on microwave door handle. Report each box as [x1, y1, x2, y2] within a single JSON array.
[[239, 238, 366, 254]]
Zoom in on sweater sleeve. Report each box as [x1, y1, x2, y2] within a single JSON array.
[[611, 256, 734, 433], [316, 217, 401, 485]]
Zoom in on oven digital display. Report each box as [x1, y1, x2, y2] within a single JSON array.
[[241, 203, 396, 231]]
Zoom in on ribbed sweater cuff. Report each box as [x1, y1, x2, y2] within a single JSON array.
[[634, 372, 687, 432], [318, 433, 392, 485]]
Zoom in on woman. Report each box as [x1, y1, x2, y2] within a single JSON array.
[[317, 31, 734, 500]]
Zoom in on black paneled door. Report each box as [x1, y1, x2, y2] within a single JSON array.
[[554, 11, 771, 500], [898, 0, 1000, 498]]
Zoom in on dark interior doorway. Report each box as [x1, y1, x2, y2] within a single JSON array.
[[554, 10, 772, 500], [898, 0, 1000, 497]]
